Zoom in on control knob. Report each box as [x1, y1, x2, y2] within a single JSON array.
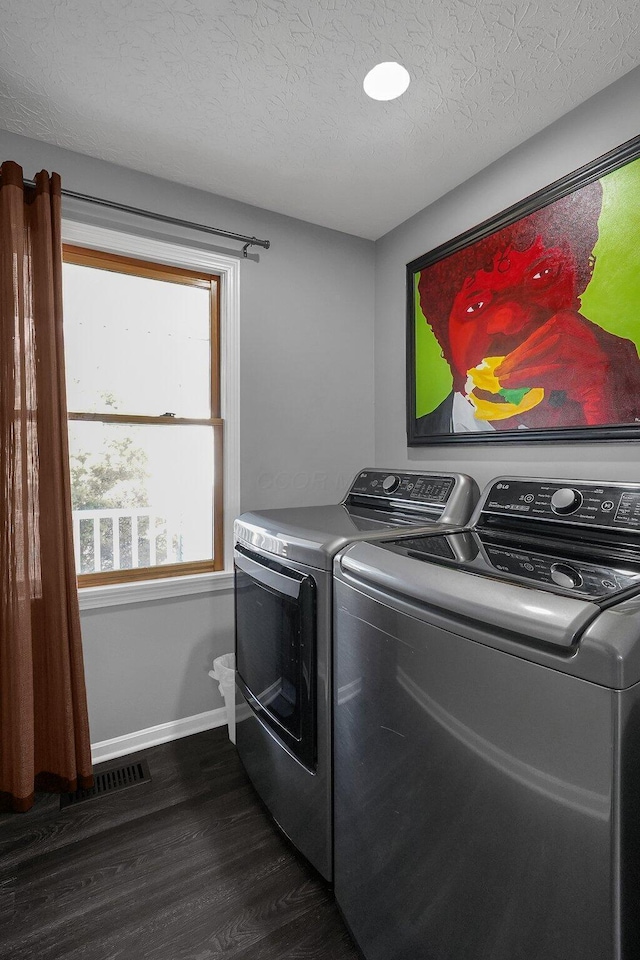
[[550, 562, 583, 590], [550, 487, 583, 515], [382, 474, 400, 494]]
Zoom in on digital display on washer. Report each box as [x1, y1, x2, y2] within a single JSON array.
[[383, 532, 640, 601]]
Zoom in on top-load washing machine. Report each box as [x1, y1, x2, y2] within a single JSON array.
[[333, 476, 640, 960], [233, 467, 478, 880]]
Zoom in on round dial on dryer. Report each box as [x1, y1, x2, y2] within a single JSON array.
[[382, 474, 401, 494], [550, 488, 583, 515]]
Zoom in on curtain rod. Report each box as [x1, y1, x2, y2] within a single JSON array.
[[23, 179, 271, 258]]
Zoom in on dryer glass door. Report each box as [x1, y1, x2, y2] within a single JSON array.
[[234, 546, 316, 769]]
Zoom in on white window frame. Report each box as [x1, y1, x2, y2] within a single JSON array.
[[62, 219, 240, 610]]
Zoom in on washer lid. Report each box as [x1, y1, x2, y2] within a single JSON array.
[[378, 529, 640, 603], [337, 537, 599, 650], [336, 538, 640, 688]]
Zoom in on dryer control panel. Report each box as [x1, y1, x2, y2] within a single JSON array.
[[481, 478, 640, 534], [347, 470, 455, 507]]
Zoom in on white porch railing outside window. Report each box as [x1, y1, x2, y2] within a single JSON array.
[[72, 507, 183, 575]]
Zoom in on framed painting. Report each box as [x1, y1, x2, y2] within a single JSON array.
[[407, 135, 640, 444]]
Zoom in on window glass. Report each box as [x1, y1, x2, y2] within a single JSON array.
[[68, 422, 215, 576], [63, 264, 211, 418]]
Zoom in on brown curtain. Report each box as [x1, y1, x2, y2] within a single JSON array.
[[0, 161, 93, 812]]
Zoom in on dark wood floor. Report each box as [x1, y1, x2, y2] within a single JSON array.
[[0, 728, 359, 960]]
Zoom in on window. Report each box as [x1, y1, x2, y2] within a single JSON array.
[[63, 245, 223, 586]]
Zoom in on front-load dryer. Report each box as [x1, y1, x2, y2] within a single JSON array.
[[234, 468, 478, 880]]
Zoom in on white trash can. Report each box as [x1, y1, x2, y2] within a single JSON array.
[[209, 653, 236, 744]]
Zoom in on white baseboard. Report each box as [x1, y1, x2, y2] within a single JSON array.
[[91, 707, 228, 764]]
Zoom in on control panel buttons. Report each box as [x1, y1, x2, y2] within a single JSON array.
[[348, 472, 454, 505], [483, 480, 640, 532], [550, 562, 584, 590], [382, 474, 400, 494], [550, 488, 583, 516]]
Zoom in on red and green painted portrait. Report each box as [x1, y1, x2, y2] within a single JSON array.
[[407, 138, 640, 444]]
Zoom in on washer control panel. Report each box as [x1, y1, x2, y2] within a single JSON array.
[[348, 470, 455, 506], [482, 479, 640, 533]]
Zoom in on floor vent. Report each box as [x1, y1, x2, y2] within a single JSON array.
[[60, 759, 152, 809]]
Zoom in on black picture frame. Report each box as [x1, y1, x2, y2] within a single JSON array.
[[407, 134, 640, 445]]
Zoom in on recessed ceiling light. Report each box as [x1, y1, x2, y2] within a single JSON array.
[[363, 61, 410, 101]]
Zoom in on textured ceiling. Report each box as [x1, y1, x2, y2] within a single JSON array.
[[0, 0, 638, 239]]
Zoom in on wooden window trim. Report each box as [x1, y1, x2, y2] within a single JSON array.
[[63, 245, 224, 587], [69, 413, 223, 427], [79, 560, 218, 588], [64, 244, 218, 287]]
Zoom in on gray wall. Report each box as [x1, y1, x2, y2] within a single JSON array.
[[374, 66, 640, 491], [0, 129, 375, 743]]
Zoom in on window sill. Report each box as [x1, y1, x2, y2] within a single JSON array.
[[77, 570, 235, 611]]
